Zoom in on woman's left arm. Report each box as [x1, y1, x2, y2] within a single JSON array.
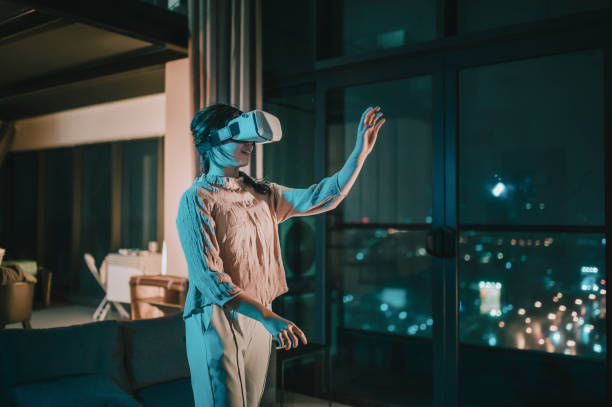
[[272, 106, 385, 223]]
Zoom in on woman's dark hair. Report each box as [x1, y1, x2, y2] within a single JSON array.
[[191, 103, 271, 195]]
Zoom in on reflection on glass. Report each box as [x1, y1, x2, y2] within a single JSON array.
[[333, 228, 433, 337], [459, 231, 606, 360], [263, 0, 315, 77], [458, 0, 608, 33], [263, 91, 314, 187], [327, 76, 433, 225], [137, 0, 187, 15], [318, 0, 437, 59], [263, 88, 317, 339], [459, 50, 604, 225], [325, 77, 434, 405]]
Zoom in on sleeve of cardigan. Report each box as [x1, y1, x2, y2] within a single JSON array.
[[270, 172, 349, 224], [176, 187, 243, 307]]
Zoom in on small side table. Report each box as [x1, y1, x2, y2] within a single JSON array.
[[276, 342, 332, 407], [129, 275, 188, 320]]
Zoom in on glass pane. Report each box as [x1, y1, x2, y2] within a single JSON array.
[[263, 0, 315, 78], [137, 0, 187, 15], [335, 229, 433, 337], [263, 90, 315, 187], [460, 231, 606, 359], [121, 139, 159, 250], [458, 0, 609, 33], [263, 89, 317, 335], [42, 148, 73, 297], [459, 50, 604, 226], [458, 50, 607, 406], [459, 231, 607, 405], [326, 77, 434, 406], [318, 0, 438, 59], [80, 143, 112, 300], [263, 87, 320, 398], [328, 76, 433, 225]]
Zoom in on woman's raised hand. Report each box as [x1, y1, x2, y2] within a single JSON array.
[[355, 106, 386, 157], [261, 312, 308, 350]]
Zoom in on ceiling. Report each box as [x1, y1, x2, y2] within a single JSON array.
[[0, 0, 188, 120]]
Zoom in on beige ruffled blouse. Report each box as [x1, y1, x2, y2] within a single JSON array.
[[176, 172, 347, 319]]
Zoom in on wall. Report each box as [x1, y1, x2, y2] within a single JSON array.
[[11, 93, 165, 151], [164, 58, 195, 278]]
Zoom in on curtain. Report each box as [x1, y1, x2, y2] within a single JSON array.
[[188, 0, 263, 178]]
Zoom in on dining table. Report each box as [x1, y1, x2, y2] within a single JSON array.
[[100, 251, 162, 305]]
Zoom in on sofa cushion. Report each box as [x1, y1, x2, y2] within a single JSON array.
[[119, 314, 190, 390], [8, 374, 142, 407], [136, 378, 194, 407], [0, 320, 130, 397]]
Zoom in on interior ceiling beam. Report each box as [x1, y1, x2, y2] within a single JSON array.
[[0, 45, 181, 102], [0, 8, 67, 44], [7, 0, 189, 52]]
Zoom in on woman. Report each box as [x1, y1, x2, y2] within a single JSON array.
[[176, 103, 385, 406]]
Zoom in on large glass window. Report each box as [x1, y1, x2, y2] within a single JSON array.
[[458, 0, 609, 33], [458, 49, 607, 405], [326, 76, 434, 406], [317, 0, 438, 60], [459, 50, 604, 226], [263, 0, 315, 79], [330, 78, 434, 225], [460, 231, 606, 360], [263, 87, 317, 339]]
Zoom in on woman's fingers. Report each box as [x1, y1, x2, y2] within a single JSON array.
[[360, 107, 373, 128], [274, 321, 309, 351], [276, 333, 285, 348], [364, 106, 378, 127], [371, 112, 383, 127], [293, 325, 308, 345], [287, 326, 300, 348], [281, 330, 289, 349], [374, 116, 386, 132], [282, 330, 292, 350]]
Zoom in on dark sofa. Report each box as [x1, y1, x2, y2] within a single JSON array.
[[0, 314, 194, 407]]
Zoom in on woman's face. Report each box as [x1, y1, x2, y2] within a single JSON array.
[[213, 139, 254, 168]]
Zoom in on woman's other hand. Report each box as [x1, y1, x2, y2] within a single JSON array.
[[224, 291, 308, 350], [261, 312, 308, 350], [355, 106, 386, 158]]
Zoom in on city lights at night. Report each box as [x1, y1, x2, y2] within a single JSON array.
[[341, 229, 606, 361]]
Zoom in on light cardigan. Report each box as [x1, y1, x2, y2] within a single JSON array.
[[176, 172, 348, 319]]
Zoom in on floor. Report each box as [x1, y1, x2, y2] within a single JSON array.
[[278, 391, 352, 407], [4, 301, 125, 329], [4, 302, 352, 407]]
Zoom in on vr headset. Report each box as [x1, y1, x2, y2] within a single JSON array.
[[196, 110, 282, 154]]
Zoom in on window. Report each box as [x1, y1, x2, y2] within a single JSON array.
[[317, 0, 438, 59], [458, 50, 606, 360], [458, 0, 609, 33]]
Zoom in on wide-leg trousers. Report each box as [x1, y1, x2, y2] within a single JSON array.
[[185, 303, 273, 407]]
